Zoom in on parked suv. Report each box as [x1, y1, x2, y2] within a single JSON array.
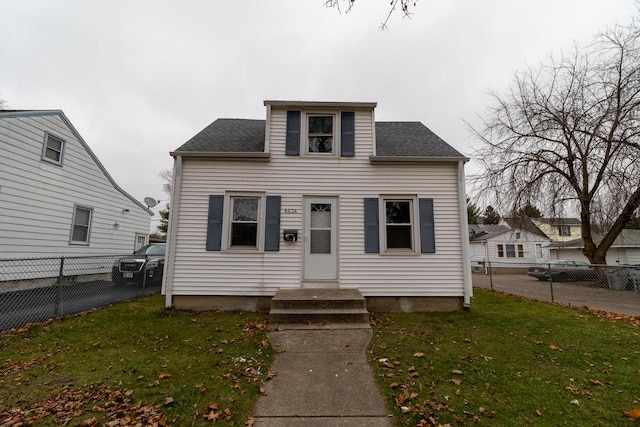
[[112, 244, 166, 286]]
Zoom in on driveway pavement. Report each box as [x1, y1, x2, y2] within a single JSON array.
[[473, 273, 640, 316]]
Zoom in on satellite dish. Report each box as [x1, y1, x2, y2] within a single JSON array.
[[144, 197, 159, 208]]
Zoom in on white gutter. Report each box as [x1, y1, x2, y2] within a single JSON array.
[[458, 160, 473, 306], [162, 155, 183, 308]]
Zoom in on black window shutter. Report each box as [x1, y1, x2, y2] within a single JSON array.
[[341, 111, 355, 157], [419, 198, 435, 253], [206, 195, 224, 251], [364, 198, 379, 253], [264, 195, 281, 251], [286, 111, 301, 156]]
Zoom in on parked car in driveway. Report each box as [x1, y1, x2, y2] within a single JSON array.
[[112, 244, 166, 286], [527, 260, 596, 282], [608, 265, 640, 291]]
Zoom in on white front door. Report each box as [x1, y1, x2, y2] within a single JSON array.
[[303, 197, 338, 282]]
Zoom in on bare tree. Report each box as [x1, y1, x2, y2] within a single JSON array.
[[0, 98, 7, 110], [470, 10, 640, 265], [324, 0, 416, 30], [157, 169, 173, 235]]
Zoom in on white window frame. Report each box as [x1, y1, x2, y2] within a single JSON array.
[[134, 233, 148, 251], [69, 204, 93, 245], [379, 195, 419, 255], [41, 131, 66, 166], [559, 225, 571, 236], [302, 111, 338, 157], [221, 192, 265, 252], [535, 243, 543, 259]]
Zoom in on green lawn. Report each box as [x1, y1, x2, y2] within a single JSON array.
[[369, 289, 640, 426], [0, 294, 274, 426], [1, 290, 639, 426]]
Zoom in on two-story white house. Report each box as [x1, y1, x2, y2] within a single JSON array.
[[0, 110, 152, 262], [162, 101, 471, 312]]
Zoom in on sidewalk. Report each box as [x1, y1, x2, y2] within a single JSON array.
[[252, 326, 393, 426]]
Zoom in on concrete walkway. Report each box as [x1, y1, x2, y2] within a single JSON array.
[[252, 326, 393, 426]]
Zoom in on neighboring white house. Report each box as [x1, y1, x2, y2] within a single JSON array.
[[469, 218, 551, 273], [0, 110, 153, 263], [547, 229, 640, 265], [162, 100, 472, 312]]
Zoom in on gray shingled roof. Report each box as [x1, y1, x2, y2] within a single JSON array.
[[173, 118, 465, 158], [175, 119, 266, 152], [468, 224, 511, 241], [534, 217, 582, 226], [375, 122, 465, 158], [502, 217, 549, 238]]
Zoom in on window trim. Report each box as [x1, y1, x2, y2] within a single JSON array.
[[558, 225, 571, 236], [303, 111, 338, 157], [221, 192, 266, 252], [379, 195, 420, 255], [69, 204, 93, 245], [41, 131, 66, 166]]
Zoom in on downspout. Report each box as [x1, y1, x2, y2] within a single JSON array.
[[163, 154, 183, 308], [458, 160, 472, 306]]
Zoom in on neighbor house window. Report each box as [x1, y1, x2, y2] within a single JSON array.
[[70, 205, 93, 244], [229, 196, 261, 248], [535, 243, 543, 258], [559, 225, 571, 236], [307, 115, 334, 154], [42, 132, 65, 165], [383, 198, 415, 251], [497, 244, 522, 258]]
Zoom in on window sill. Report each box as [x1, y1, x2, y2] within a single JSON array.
[[379, 250, 420, 256]]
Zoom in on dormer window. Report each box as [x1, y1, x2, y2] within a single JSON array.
[[307, 115, 334, 154]]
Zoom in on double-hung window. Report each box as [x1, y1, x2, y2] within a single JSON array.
[[384, 199, 414, 251], [205, 193, 281, 252], [230, 196, 260, 248], [497, 244, 524, 258], [42, 132, 65, 165], [559, 225, 571, 236], [70, 205, 93, 245], [307, 115, 334, 154]]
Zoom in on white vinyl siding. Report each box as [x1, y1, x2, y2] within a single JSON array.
[[0, 112, 151, 258], [168, 108, 467, 297]]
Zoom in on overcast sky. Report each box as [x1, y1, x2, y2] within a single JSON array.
[[1, 0, 637, 231]]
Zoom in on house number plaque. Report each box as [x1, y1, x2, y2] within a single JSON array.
[[283, 209, 298, 214]]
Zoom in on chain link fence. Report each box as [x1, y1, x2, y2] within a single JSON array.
[[472, 260, 640, 316], [0, 254, 163, 332]]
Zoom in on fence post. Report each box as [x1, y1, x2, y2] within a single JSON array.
[[142, 255, 147, 289], [55, 256, 65, 316], [548, 262, 555, 302], [489, 261, 494, 291]]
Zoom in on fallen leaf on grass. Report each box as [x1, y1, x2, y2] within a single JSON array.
[[452, 369, 463, 375], [626, 408, 640, 419], [413, 352, 425, 358], [164, 397, 174, 405], [158, 372, 171, 379], [549, 345, 562, 352], [259, 387, 269, 396]]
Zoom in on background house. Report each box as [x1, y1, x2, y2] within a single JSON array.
[[0, 110, 152, 264], [547, 229, 640, 265], [469, 219, 551, 273], [163, 100, 472, 312], [530, 217, 581, 242]]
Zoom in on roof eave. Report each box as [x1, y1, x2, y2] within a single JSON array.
[[264, 100, 377, 109], [171, 151, 271, 161], [370, 155, 469, 164]]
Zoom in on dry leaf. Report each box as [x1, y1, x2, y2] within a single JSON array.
[[452, 369, 463, 375], [549, 344, 562, 351], [628, 408, 640, 419], [164, 397, 174, 405], [413, 352, 425, 358], [158, 372, 171, 379]]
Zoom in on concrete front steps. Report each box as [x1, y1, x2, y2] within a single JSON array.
[[268, 288, 370, 329]]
